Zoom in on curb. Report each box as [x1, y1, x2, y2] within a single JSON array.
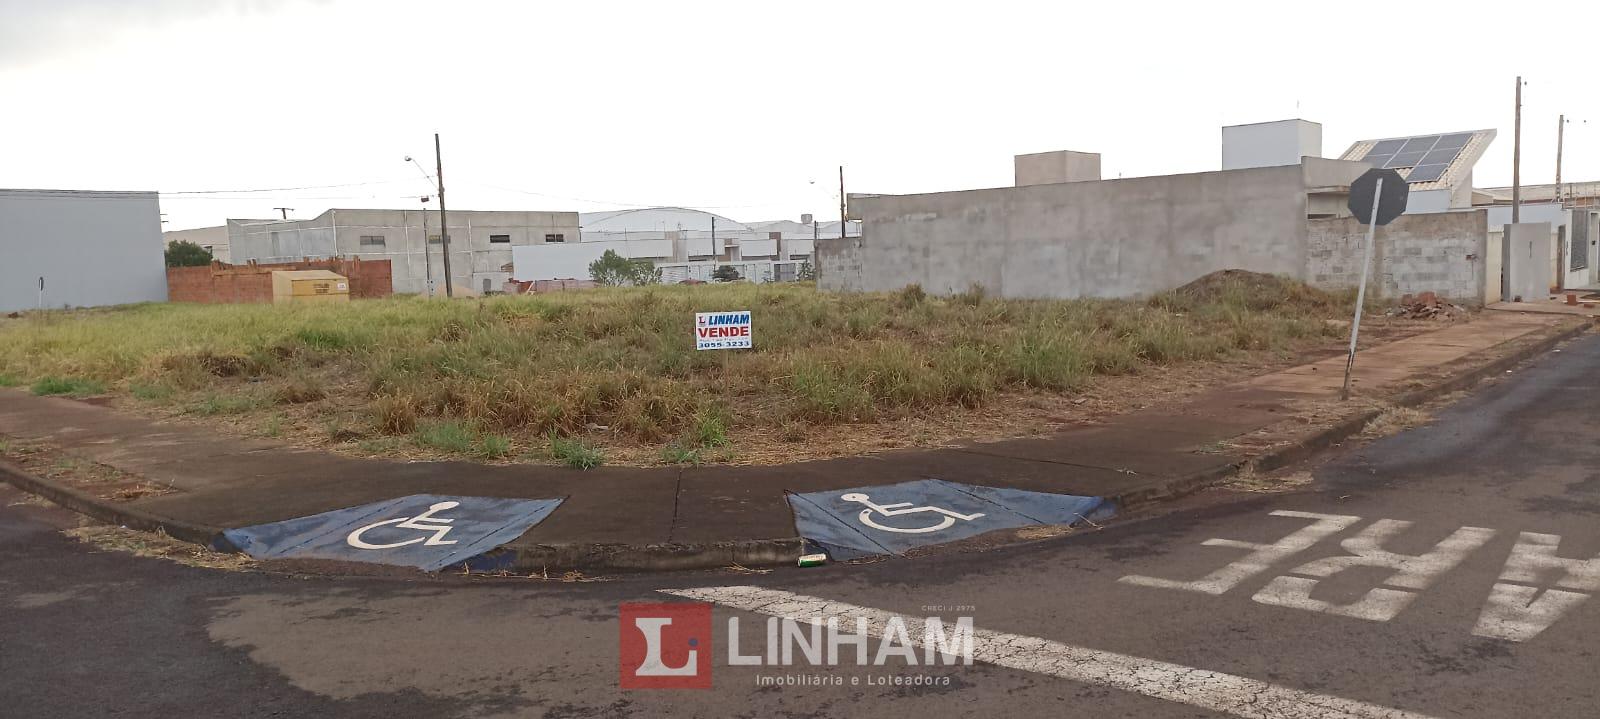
[[1, 319, 1589, 573], [0, 458, 227, 548]]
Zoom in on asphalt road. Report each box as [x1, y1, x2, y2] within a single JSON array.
[[3, 334, 1598, 718]]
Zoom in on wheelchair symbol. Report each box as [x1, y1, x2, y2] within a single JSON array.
[[840, 492, 986, 534], [346, 501, 462, 550]]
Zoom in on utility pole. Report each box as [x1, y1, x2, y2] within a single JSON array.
[[1513, 76, 1523, 224], [838, 165, 847, 239], [434, 133, 454, 298], [273, 207, 293, 219], [1556, 114, 1565, 205]]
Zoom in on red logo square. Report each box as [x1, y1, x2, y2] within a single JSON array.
[[619, 602, 713, 689]]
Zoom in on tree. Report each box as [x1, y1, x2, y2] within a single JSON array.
[[711, 265, 742, 282], [588, 250, 661, 286], [165, 240, 214, 267], [796, 260, 816, 281]]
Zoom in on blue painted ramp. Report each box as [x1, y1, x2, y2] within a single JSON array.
[[222, 494, 562, 571], [787, 479, 1112, 560]]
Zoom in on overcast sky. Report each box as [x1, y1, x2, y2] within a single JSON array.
[[2, 0, 1596, 230]]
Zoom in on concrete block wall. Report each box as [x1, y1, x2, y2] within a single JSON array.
[[819, 164, 1309, 299], [1306, 209, 1487, 303]]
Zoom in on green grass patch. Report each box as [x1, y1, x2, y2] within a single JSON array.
[[414, 420, 475, 454], [189, 393, 263, 416], [129, 382, 174, 402], [660, 443, 702, 465], [550, 435, 604, 470], [31, 376, 106, 397], [0, 373, 20, 388]]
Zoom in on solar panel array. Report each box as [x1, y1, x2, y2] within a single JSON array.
[[1361, 132, 1474, 184]]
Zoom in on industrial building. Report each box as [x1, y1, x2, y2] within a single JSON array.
[[162, 224, 235, 263], [224, 208, 580, 295], [511, 206, 853, 285], [1, 188, 168, 313], [822, 119, 1533, 304]]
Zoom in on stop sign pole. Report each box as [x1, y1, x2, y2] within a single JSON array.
[[1340, 176, 1385, 400], [1340, 166, 1407, 400]]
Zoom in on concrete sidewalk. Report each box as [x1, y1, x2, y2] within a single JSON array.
[[0, 312, 1585, 571]]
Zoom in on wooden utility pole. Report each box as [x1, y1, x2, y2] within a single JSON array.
[[1556, 114, 1565, 204], [434, 133, 454, 298], [838, 166, 847, 239], [1513, 76, 1523, 224], [272, 207, 292, 219]]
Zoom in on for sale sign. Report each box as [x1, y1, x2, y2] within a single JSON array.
[[695, 311, 751, 351]]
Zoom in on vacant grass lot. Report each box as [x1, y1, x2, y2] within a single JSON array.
[[0, 277, 1375, 467]]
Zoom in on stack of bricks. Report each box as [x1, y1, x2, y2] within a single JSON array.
[[167, 258, 393, 304]]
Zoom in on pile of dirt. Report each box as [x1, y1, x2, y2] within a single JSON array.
[[1167, 270, 1343, 312], [1387, 291, 1466, 320]]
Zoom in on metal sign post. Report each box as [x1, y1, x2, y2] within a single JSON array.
[[1341, 177, 1383, 400], [1341, 166, 1409, 400]]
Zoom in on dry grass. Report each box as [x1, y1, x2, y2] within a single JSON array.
[[1223, 468, 1316, 493], [1361, 405, 1432, 438], [0, 277, 1388, 466], [65, 524, 256, 571]]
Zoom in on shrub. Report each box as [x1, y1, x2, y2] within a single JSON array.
[[896, 284, 926, 308], [690, 408, 731, 447], [164, 240, 213, 267]]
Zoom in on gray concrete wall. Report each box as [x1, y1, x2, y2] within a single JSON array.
[[228, 209, 580, 294], [1014, 150, 1101, 186], [0, 189, 167, 313], [1306, 209, 1488, 303], [819, 164, 1310, 299]]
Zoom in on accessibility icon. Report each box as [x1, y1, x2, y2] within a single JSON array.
[[787, 479, 1113, 560], [840, 492, 986, 534], [222, 494, 564, 571], [346, 500, 462, 550]]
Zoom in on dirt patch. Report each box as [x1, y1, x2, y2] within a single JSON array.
[[0, 439, 173, 502]]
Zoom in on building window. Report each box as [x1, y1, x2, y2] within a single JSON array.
[[545, 233, 565, 243], [489, 234, 511, 244], [359, 235, 386, 247]]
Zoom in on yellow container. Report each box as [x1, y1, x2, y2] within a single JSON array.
[[270, 270, 350, 304]]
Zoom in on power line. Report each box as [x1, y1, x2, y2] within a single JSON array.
[[160, 179, 414, 195], [460, 179, 769, 211]]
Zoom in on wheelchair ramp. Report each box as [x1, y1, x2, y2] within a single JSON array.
[[221, 494, 563, 571], [786, 479, 1112, 560]]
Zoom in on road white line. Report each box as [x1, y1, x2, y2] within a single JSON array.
[[661, 585, 1439, 719]]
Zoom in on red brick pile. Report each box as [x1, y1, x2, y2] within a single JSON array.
[[167, 258, 392, 304]]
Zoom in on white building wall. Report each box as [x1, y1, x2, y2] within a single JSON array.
[[229, 209, 580, 294], [1222, 120, 1322, 170], [0, 189, 167, 313]]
